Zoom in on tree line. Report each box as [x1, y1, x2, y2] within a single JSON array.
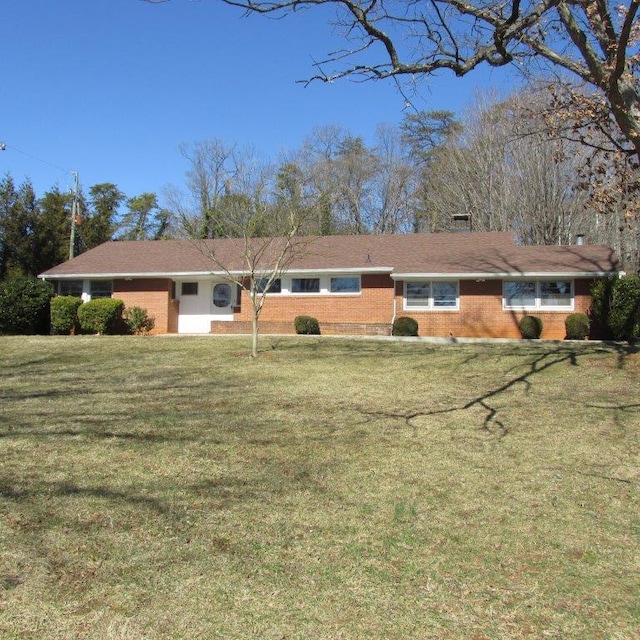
[[2, 89, 640, 282], [0, 178, 170, 282]]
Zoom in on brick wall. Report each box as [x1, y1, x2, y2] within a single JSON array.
[[113, 279, 175, 335], [393, 278, 596, 340], [232, 274, 395, 326], [116, 275, 596, 339]]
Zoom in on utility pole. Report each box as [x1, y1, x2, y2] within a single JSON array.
[[69, 171, 79, 259]]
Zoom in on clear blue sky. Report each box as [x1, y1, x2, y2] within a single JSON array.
[[1, 0, 514, 205]]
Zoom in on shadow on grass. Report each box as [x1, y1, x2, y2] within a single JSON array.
[[360, 341, 638, 436], [0, 479, 169, 514]]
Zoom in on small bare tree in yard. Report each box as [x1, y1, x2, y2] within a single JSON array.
[[175, 142, 315, 357]]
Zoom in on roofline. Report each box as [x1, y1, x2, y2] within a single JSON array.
[[392, 271, 619, 280], [39, 267, 394, 280]]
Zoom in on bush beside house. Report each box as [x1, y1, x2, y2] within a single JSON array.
[[392, 316, 419, 337], [518, 315, 543, 339], [591, 275, 640, 343], [294, 315, 320, 335], [0, 276, 53, 335], [565, 313, 590, 340], [50, 296, 84, 335], [123, 306, 156, 335], [77, 298, 125, 335]]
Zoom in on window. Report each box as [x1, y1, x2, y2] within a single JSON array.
[[540, 281, 572, 307], [58, 280, 83, 297], [90, 280, 112, 299], [504, 281, 536, 308], [181, 282, 198, 296], [404, 280, 459, 310], [433, 281, 458, 307], [503, 280, 573, 310], [256, 277, 281, 294], [292, 277, 320, 293], [330, 276, 361, 293]]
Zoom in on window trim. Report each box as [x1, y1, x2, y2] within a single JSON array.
[[503, 279, 574, 311], [403, 279, 459, 311]]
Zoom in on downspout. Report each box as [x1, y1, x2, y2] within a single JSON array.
[[391, 279, 398, 334]]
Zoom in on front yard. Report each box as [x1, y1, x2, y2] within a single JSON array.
[[1, 336, 638, 639]]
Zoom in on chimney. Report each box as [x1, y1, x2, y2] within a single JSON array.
[[575, 234, 585, 245], [451, 213, 472, 233]]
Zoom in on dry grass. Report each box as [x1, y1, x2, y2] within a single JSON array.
[[0, 335, 639, 639]]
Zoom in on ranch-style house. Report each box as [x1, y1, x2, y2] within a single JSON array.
[[39, 231, 619, 339]]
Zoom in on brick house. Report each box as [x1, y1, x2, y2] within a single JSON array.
[[39, 232, 619, 339]]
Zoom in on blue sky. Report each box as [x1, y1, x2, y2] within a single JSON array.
[[1, 0, 515, 205]]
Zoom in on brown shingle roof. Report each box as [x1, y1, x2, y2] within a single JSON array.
[[39, 232, 619, 279]]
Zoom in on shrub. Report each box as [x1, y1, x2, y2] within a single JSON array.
[[123, 306, 155, 335], [565, 312, 590, 340], [608, 275, 640, 342], [0, 276, 53, 335], [77, 298, 125, 335], [589, 277, 616, 340], [392, 316, 419, 337], [50, 296, 83, 335], [294, 315, 320, 335], [518, 315, 543, 339]]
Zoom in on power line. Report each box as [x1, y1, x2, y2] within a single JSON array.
[[0, 141, 73, 175]]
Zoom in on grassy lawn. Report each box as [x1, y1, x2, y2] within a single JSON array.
[[1, 335, 639, 639]]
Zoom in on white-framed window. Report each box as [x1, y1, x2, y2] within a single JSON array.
[[330, 276, 361, 293], [404, 280, 459, 311], [58, 280, 83, 297], [90, 280, 112, 299], [291, 277, 320, 293], [503, 280, 574, 310]]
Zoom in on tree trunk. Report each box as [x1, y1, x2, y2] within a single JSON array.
[[251, 303, 259, 359]]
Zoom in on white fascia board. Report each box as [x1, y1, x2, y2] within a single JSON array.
[[39, 271, 230, 280], [392, 271, 618, 280], [283, 267, 392, 276], [41, 266, 394, 280]]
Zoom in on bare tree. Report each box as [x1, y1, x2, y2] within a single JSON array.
[[420, 91, 590, 242], [210, 0, 640, 161], [172, 144, 314, 357]]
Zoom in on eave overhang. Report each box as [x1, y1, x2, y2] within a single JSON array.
[[392, 271, 619, 280], [39, 266, 394, 280]]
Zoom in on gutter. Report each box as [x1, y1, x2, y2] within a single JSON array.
[[39, 266, 395, 280], [392, 271, 619, 280]]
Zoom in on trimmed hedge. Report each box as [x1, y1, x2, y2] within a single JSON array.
[[392, 316, 419, 337], [50, 296, 83, 335], [565, 312, 590, 340], [518, 315, 543, 339], [77, 298, 125, 334], [294, 315, 320, 335], [0, 276, 53, 335]]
